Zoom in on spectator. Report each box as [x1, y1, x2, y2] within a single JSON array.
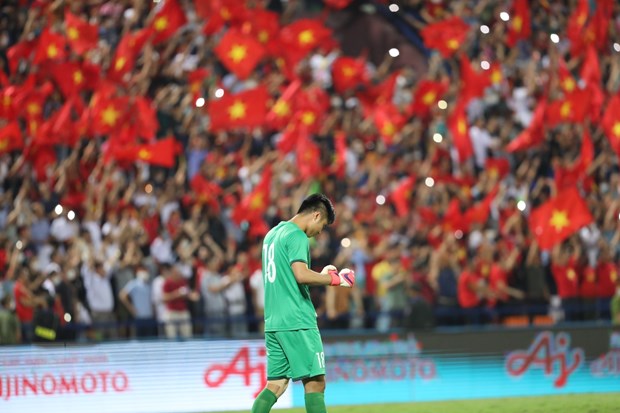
[[162, 264, 198, 339], [0, 295, 20, 345], [81, 258, 117, 340], [200, 256, 230, 337], [372, 246, 408, 332], [119, 265, 156, 338]]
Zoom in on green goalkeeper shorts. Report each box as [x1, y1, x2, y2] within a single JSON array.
[[265, 328, 326, 382]]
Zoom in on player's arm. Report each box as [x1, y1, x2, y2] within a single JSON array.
[[291, 262, 355, 287]]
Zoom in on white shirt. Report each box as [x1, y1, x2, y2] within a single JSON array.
[[469, 125, 494, 168], [152, 275, 167, 322], [81, 264, 114, 312], [50, 216, 78, 241], [249, 270, 264, 311]]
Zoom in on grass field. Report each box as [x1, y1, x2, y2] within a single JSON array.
[[212, 393, 620, 413]]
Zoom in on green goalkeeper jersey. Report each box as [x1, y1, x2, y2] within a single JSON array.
[[262, 221, 317, 332]]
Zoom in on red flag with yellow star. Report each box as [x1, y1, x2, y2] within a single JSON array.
[[602, 94, 620, 157], [243, 9, 280, 54], [0, 122, 23, 153], [546, 89, 590, 127], [133, 97, 159, 140], [133, 136, 179, 168], [214, 30, 266, 80], [231, 165, 272, 225], [33, 28, 67, 65], [296, 132, 322, 180], [558, 58, 577, 94], [91, 96, 128, 135], [108, 28, 153, 83], [373, 104, 405, 146], [280, 18, 332, 54], [187, 68, 209, 101], [485, 158, 510, 181], [447, 101, 473, 162], [49, 62, 88, 98], [64, 11, 99, 55], [391, 175, 416, 218], [207, 86, 268, 131], [580, 46, 601, 87], [266, 80, 301, 130], [331, 56, 368, 94], [528, 187, 593, 250], [201, 1, 247, 35], [150, 0, 187, 45], [506, 0, 531, 47], [6, 39, 36, 74], [420, 16, 470, 58], [331, 130, 348, 178], [459, 55, 491, 105], [190, 173, 222, 211], [506, 98, 547, 152], [0, 86, 19, 120], [409, 79, 447, 117]]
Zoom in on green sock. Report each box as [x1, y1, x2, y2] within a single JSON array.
[[251, 388, 277, 413], [304, 392, 327, 413]]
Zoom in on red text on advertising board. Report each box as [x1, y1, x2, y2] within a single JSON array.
[[204, 346, 266, 397], [0, 371, 129, 401], [505, 332, 583, 387]]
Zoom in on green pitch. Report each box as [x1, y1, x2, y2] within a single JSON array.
[[212, 393, 620, 413]]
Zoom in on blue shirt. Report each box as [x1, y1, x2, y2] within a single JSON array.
[[122, 279, 153, 319]]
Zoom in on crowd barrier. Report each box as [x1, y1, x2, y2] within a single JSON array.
[[0, 323, 619, 412]]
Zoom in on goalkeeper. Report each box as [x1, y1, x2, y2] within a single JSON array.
[[252, 193, 355, 413]]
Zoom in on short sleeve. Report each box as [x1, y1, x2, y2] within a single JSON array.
[[286, 229, 309, 265], [122, 279, 137, 295]]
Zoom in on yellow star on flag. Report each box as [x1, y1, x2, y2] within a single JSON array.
[[491, 70, 502, 84], [457, 119, 467, 135], [587, 271, 595, 282], [567, 269, 576, 281], [47, 44, 59, 58], [513, 16, 523, 32], [67, 27, 79, 41], [221, 7, 231, 20], [381, 122, 395, 136], [2, 95, 11, 107], [447, 39, 459, 50], [342, 66, 356, 78], [115, 57, 126, 71], [577, 13, 587, 27], [273, 100, 291, 117], [258, 30, 269, 44], [612, 122, 620, 138], [560, 101, 571, 118], [190, 82, 200, 93], [154, 16, 169, 32], [0, 140, 8, 150], [73, 70, 84, 85], [228, 101, 247, 120], [301, 111, 316, 126], [29, 120, 38, 133], [27, 103, 41, 116], [102, 105, 120, 126], [138, 149, 152, 160], [488, 168, 499, 179], [298, 30, 315, 46], [250, 194, 265, 210], [562, 78, 575, 92], [228, 44, 248, 63], [422, 91, 436, 105], [549, 209, 570, 232], [611, 270, 617, 282]]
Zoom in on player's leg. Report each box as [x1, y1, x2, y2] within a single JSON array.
[[252, 332, 291, 413], [277, 329, 328, 413], [303, 375, 327, 413]]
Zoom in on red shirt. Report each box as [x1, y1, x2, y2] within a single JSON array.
[[14, 281, 34, 322], [579, 266, 598, 298], [458, 270, 481, 308], [163, 278, 189, 312], [552, 260, 580, 298], [597, 262, 618, 298], [488, 264, 509, 306]]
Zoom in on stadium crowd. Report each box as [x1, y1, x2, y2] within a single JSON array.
[[1, 0, 620, 344]]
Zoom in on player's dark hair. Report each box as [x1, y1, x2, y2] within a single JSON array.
[[297, 193, 335, 225]]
